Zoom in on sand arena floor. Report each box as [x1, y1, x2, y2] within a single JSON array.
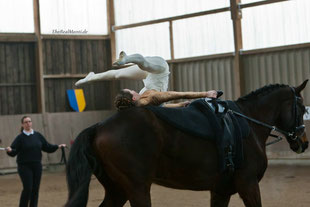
[[0, 164, 309, 207]]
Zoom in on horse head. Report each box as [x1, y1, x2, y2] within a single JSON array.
[[276, 80, 308, 153]]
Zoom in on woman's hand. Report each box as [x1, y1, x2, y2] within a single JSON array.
[[6, 147, 12, 152], [58, 144, 67, 149]]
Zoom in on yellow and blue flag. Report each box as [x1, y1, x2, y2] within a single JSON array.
[[67, 89, 86, 112]]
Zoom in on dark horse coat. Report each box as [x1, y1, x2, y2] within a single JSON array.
[[65, 81, 308, 207]]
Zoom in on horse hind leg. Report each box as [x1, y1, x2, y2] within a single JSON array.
[[92, 162, 127, 207], [99, 175, 151, 207], [210, 191, 231, 207], [127, 184, 152, 207], [99, 188, 128, 207], [96, 173, 128, 207], [94, 162, 151, 207]]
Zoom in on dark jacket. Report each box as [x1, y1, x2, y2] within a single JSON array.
[[7, 131, 58, 164]]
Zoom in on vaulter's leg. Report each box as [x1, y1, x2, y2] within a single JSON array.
[[113, 51, 168, 73], [210, 191, 231, 207], [75, 65, 148, 86]]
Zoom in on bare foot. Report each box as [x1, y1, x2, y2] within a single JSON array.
[[75, 72, 95, 86], [112, 51, 127, 66]]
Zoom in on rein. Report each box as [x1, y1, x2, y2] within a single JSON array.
[[60, 146, 68, 165], [227, 110, 285, 146]]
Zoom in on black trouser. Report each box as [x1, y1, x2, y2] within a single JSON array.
[[17, 163, 42, 207]]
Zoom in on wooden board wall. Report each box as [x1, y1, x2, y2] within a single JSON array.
[[42, 39, 112, 112], [42, 39, 111, 75], [0, 43, 37, 115]]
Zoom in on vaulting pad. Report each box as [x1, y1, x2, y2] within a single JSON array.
[[145, 99, 250, 140], [67, 89, 86, 112], [146, 99, 222, 139]]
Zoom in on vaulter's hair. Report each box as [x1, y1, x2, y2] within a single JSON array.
[[114, 90, 136, 111]]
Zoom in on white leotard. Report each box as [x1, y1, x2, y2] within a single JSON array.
[[139, 68, 170, 94]]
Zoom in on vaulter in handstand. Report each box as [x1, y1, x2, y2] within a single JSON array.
[[75, 51, 219, 109]]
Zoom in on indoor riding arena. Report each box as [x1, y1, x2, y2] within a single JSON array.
[[0, 0, 310, 207]]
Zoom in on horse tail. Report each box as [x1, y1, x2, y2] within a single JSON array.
[[65, 124, 98, 207]]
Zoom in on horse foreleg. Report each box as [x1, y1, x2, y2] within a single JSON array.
[[236, 181, 262, 207], [210, 191, 231, 207]]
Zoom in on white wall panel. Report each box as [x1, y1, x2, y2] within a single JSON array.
[[114, 0, 229, 26], [242, 0, 310, 50], [115, 23, 171, 59], [173, 12, 234, 58], [173, 57, 235, 100], [243, 48, 310, 105], [0, 0, 34, 33], [40, 0, 108, 35]]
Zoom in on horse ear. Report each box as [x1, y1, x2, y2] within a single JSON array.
[[295, 79, 309, 94]]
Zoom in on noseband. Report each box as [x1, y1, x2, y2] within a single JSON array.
[[229, 87, 304, 146]]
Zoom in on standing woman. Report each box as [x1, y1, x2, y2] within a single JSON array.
[[6, 116, 66, 207]]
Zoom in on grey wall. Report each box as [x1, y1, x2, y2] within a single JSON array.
[[243, 47, 310, 105]]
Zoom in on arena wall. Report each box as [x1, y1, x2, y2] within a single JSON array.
[[243, 46, 310, 105], [0, 42, 37, 115], [0, 40, 113, 115]]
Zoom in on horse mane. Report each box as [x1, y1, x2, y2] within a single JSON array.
[[237, 83, 289, 101]]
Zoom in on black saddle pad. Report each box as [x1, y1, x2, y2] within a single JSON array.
[[146, 99, 221, 139], [145, 99, 249, 140]]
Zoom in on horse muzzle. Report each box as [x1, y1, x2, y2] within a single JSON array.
[[290, 132, 308, 154]]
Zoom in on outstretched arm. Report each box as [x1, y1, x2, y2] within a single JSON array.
[[138, 90, 217, 106], [163, 101, 191, 108]]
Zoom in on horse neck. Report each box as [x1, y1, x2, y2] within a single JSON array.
[[236, 91, 285, 144]]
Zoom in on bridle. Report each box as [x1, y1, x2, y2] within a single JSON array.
[[289, 87, 305, 140], [229, 87, 305, 146]]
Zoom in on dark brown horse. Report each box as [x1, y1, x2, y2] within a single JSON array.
[[65, 81, 309, 207]]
